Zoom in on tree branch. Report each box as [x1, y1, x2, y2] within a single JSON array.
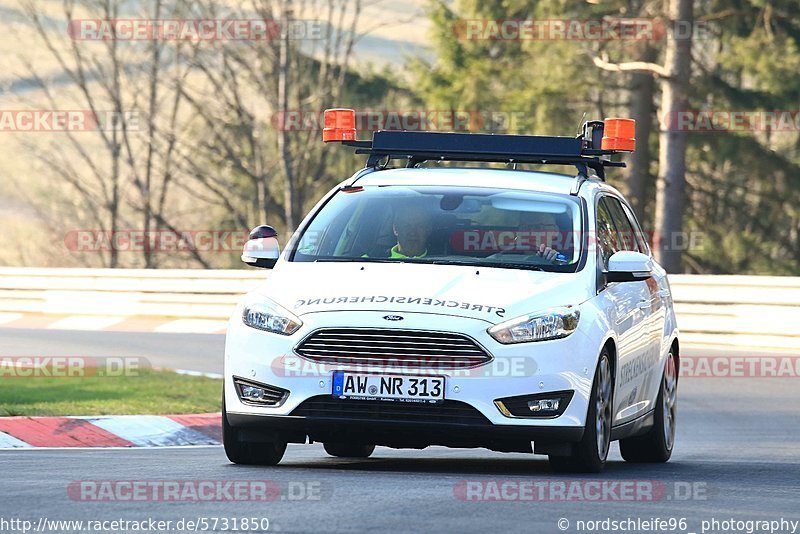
[[591, 55, 670, 78]]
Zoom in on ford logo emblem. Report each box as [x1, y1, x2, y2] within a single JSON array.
[[383, 315, 404, 321]]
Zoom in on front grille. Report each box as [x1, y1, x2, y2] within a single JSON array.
[[295, 328, 491, 369], [291, 396, 491, 426]]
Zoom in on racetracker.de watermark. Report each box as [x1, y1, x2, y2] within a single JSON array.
[[0, 357, 149, 378], [680, 356, 800, 378], [65, 228, 705, 255], [64, 230, 249, 253], [0, 517, 271, 534], [272, 110, 525, 133], [454, 18, 713, 41], [68, 19, 326, 41], [272, 355, 537, 379], [454, 479, 709, 502], [447, 229, 705, 254], [666, 110, 800, 132], [68, 480, 330, 502], [0, 110, 139, 132]]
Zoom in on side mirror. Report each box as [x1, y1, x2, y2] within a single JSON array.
[[242, 225, 280, 269], [605, 251, 652, 283]]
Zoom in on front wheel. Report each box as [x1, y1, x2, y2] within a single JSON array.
[[222, 394, 287, 466], [620, 350, 677, 463], [549, 350, 613, 473]]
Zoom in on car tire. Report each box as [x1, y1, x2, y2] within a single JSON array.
[[620, 350, 677, 463], [323, 442, 376, 458], [222, 393, 287, 466], [549, 349, 613, 473]]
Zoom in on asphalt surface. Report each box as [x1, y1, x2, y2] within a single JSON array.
[[0, 328, 225, 374], [1, 329, 799, 533]]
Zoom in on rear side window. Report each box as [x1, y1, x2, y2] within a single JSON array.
[[595, 199, 619, 269], [620, 202, 651, 254], [603, 197, 641, 254]]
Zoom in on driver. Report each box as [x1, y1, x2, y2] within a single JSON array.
[[390, 206, 432, 259]]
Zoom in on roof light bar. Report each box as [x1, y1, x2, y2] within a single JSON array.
[[321, 108, 635, 180]]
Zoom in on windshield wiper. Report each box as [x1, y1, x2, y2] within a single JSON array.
[[312, 257, 403, 264], [473, 261, 546, 272], [310, 257, 551, 272], [312, 257, 362, 263], [428, 259, 547, 271]]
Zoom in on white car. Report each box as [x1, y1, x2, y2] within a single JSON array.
[[224, 114, 679, 472]]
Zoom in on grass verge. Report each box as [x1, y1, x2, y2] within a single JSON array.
[[0, 369, 221, 416]]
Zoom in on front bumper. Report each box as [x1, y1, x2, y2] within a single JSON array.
[[225, 310, 601, 443], [227, 409, 584, 452]]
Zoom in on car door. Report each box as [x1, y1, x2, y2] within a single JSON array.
[[615, 199, 668, 342], [596, 196, 654, 425], [617, 199, 671, 409]]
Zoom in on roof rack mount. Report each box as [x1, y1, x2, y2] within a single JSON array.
[[344, 130, 623, 179]]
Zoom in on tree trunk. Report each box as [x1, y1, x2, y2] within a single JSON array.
[[109, 140, 120, 269], [141, 0, 163, 268], [627, 45, 657, 223], [653, 0, 693, 272], [277, 2, 296, 238]]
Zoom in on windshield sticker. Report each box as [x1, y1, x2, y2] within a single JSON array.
[[294, 295, 506, 318]]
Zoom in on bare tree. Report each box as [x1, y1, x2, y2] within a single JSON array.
[[182, 0, 362, 237], [20, 0, 202, 268], [21, 0, 129, 267]]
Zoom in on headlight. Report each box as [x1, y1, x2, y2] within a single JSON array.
[[487, 306, 580, 344], [242, 296, 302, 335]]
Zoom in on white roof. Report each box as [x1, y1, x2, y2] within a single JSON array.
[[353, 167, 581, 195]]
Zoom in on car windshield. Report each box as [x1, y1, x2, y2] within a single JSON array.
[[290, 185, 583, 272]]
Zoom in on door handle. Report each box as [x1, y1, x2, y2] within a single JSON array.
[[637, 300, 651, 310]]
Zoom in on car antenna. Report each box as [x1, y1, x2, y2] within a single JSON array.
[[576, 112, 587, 136]]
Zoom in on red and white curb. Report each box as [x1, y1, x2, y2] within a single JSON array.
[[0, 413, 221, 449], [0, 313, 227, 334]]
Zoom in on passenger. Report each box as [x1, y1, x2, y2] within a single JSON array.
[[519, 211, 564, 263]]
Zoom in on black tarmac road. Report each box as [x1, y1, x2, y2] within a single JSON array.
[[1, 328, 799, 533]]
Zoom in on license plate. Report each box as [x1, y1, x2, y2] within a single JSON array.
[[332, 371, 445, 404]]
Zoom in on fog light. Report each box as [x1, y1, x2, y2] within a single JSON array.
[[233, 377, 289, 407], [494, 390, 574, 418], [241, 385, 264, 399], [528, 398, 560, 412]]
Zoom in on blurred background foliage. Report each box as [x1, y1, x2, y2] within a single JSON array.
[[0, 0, 797, 274]]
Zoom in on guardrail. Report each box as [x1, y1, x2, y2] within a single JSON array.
[[668, 275, 800, 351], [0, 268, 263, 319], [1, 268, 798, 350]]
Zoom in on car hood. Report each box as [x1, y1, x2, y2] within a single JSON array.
[[251, 262, 592, 324]]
